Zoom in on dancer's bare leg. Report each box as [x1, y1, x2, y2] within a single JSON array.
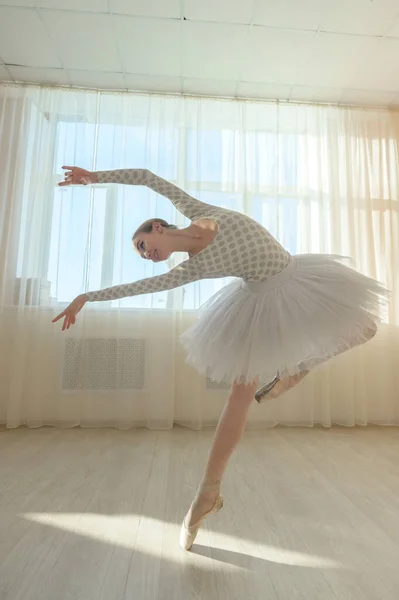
[[186, 379, 258, 526]]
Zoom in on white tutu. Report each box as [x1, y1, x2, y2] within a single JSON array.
[[180, 254, 390, 385]]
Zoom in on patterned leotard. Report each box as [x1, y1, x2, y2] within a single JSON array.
[[85, 169, 291, 302]]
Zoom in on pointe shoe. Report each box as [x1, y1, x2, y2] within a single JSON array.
[[256, 371, 309, 403], [180, 486, 224, 551], [255, 376, 280, 403]]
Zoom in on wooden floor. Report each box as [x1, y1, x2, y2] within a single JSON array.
[[1, 426, 399, 600]]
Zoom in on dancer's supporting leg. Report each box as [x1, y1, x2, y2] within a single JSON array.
[[184, 379, 258, 528]]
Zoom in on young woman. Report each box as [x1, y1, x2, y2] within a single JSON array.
[[53, 166, 388, 551]]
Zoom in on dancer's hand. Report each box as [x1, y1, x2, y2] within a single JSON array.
[[52, 294, 88, 331], [59, 166, 98, 187]]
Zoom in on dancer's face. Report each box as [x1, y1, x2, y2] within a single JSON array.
[[133, 222, 172, 262]]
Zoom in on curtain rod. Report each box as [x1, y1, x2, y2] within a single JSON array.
[[0, 80, 398, 113]]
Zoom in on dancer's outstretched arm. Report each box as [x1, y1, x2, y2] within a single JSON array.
[[59, 166, 211, 220], [52, 258, 204, 331]]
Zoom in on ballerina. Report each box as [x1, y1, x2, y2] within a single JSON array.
[[53, 165, 388, 550]]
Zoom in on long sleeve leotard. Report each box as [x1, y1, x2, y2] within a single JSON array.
[[85, 169, 290, 302]]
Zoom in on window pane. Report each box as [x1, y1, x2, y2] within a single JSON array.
[[252, 196, 298, 255]]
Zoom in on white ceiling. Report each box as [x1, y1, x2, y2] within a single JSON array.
[[1, 0, 399, 107]]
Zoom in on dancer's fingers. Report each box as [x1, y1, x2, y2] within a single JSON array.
[[52, 310, 66, 323]]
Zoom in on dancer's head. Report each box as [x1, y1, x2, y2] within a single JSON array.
[[132, 218, 178, 262]]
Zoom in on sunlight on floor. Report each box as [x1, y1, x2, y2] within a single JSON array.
[[21, 512, 343, 569]]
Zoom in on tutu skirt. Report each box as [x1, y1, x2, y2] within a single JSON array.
[[180, 254, 389, 385]]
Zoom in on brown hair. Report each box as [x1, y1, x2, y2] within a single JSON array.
[[132, 218, 177, 241]]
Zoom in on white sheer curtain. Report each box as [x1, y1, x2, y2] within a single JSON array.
[[1, 83, 398, 429]]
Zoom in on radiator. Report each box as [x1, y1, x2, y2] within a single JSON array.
[[62, 338, 145, 390]]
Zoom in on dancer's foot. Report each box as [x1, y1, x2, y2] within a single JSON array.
[[255, 376, 280, 402], [180, 482, 223, 550], [268, 370, 309, 399], [186, 484, 219, 525], [256, 370, 309, 402]]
